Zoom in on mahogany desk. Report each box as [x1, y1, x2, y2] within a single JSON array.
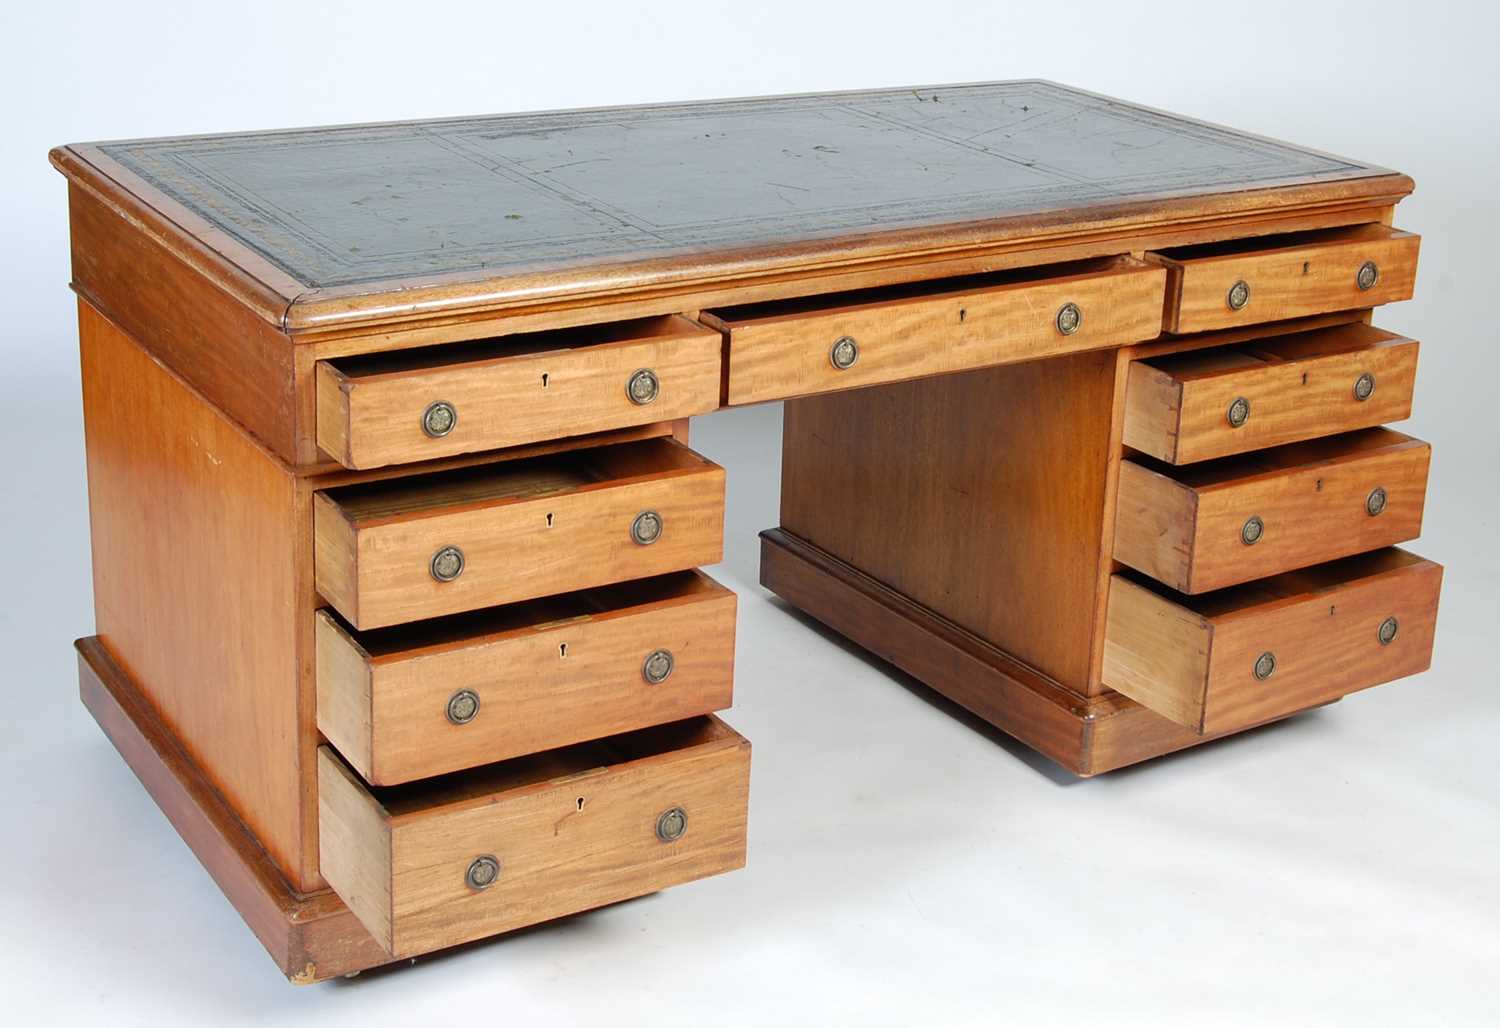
[[51, 81, 1440, 981]]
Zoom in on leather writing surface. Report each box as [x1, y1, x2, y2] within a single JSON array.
[[97, 82, 1379, 291]]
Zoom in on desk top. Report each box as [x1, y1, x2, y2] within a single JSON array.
[[53, 81, 1410, 333]]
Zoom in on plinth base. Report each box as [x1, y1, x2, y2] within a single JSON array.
[[759, 529, 1324, 775], [77, 636, 389, 983]]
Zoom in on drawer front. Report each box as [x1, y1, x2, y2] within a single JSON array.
[[1103, 549, 1441, 735], [1114, 429, 1431, 593], [712, 257, 1165, 405], [314, 439, 726, 630], [316, 571, 737, 784], [317, 316, 722, 470], [1152, 225, 1419, 333], [1124, 323, 1418, 464], [318, 716, 751, 958]]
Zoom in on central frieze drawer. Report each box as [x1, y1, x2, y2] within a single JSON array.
[[314, 438, 726, 630], [1103, 549, 1442, 735], [1150, 224, 1419, 333], [709, 256, 1166, 405], [316, 570, 737, 784], [316, 315, 722, 470], [1124, 322, 1419, 464], [1114, 428, 1431, 593], [318, 715, 751, 958]]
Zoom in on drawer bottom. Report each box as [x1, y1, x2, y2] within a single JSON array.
[[1104, 548, 1442, 734], [319, 716, 751, 958]]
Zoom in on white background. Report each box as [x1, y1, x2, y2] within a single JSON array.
[[3, 2, 1497, 1024]]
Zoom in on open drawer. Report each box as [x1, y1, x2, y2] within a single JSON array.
[[317, 570, 737, 784], [316, 315, 722, 470], [1114, 428, 1431, 593], [314, 437, 725, 630], [1150, 224, 1419, 333], [318, 715, 751, 958], [1123, 322, 1418, 464], [1103, 549, 1441, 735], [707, 256, 1166, 405]]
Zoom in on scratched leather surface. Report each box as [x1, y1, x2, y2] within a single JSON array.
[[97, 81, 1380, 290]]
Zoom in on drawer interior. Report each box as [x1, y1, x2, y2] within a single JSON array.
[[330, 569, 727, 659], [1150, 222, 1400, 263], [1130, 426, 1424, 489], [706, 254, 1143, 324], [323, 315, 710, 379], [1136, 322, 1406, 384], [1125, 545, 1430, 618], [364, 714, 738, 816], [319, 436, 710, 524]]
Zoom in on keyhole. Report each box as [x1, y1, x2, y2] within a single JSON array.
[[576, 797, 586, 812], [541, 372, 549, 388], [559, 642, 568, 658], [958, 308, 967, 322], [1302, 261, 1310, 274], [546, 512, 554, 527]]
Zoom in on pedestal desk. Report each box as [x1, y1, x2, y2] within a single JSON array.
[[52, 81, 1440, 981]]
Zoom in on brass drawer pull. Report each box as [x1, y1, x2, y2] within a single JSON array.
[[1226, 396, 1251, 428], [430, 545, 465, 582], [1366, 487, 1388, 517], [655, 806, 688, 843], [1353, 371, 1376, 401], [642, 648, 675, 684], [1226, 279, 1251, 311], [1240, 516, 1265, 546], [421, 400, 457, 438], [627, 368, 660, 405], [630, 510, 663, 545], [446, 689, 480, 725], [1055, 302, 1082, 336], [1356, 260, 1380, 290], [1253, 651, 1277, 680], [1378, 616, 1399, 645], [829, 335, 859, 370], [465, 855, 500, 891]]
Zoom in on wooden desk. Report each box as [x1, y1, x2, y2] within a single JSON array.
[[52, 81, 1439, 981]]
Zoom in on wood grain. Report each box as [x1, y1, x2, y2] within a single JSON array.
[[712, 257, 1165, 404], [1104, 548, 1442, 734], [1152, 224, 1419, 333], [317, 316, 721, 469], [317, 571, 737, 784], [292, 201, 1397, 358], [77, 637, 391, 983], [66, 182, 303, 462], [1115, 428, 1431, 592], [79, 303, 321, 891], [318, 716, 751, 957], [1123, 322, 1419, 463], [780, 350, 1120, 691], [314, 438, 726, 629]]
